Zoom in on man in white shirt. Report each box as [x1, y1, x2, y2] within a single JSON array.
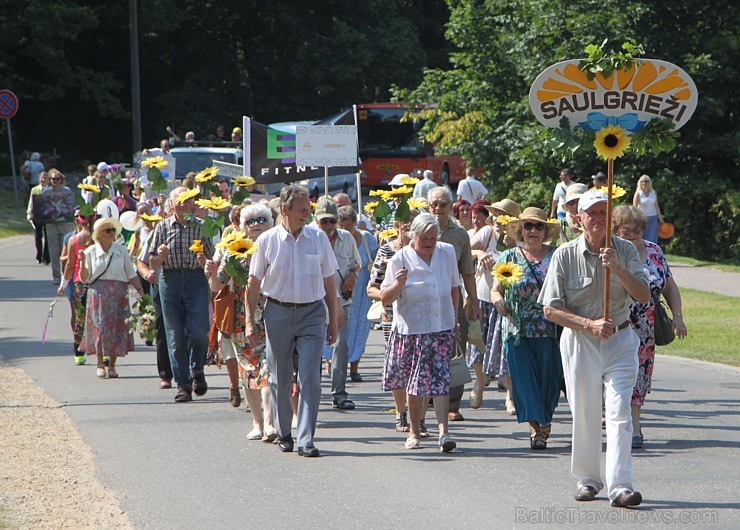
[[315, 197, 361, 410], [550, 168, 574, 219], [456, 168, 488, 203], [246, 185, 340, 458], [413, 169, 438, 198]]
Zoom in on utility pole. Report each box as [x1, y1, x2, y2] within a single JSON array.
[[130, 0, 142, 155]]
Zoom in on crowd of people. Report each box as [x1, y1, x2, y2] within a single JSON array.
[[33, 160, 689, 506]]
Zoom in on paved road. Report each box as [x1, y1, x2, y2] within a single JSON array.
[[668, 262, 740, 298], [1, 234, 739, 528]]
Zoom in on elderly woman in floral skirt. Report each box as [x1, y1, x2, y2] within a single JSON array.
[[381, 213, 460, 452]]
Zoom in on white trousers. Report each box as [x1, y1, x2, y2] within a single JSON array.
[[561, 326, 639, 501]]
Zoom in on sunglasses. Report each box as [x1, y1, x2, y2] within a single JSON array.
[[51, 177, 62, 181], [102, 227, 117, 234], [319, 218, 337, 225], [246, 216, 268, 226], [523, 221, 546, 231]]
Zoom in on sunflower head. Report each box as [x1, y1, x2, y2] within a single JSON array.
[[227, 237, 257, 259], [378, 228, 398, 241], [77, 183, 100, 193], [597, 184, 627, 199], [493, 261, 525, 287], [141, 156, 168, 169], [215, 230, 247, 249], [232, 175, 256, 188], [364, 201, 378, 214], [195, 195, 231, 211], [140, 213, 163, 222], [175, 187, 201, 204], [401, 177, 420, 186], [494, 214, 517, 226], [195, 166, 219, 183], [189, 240, 204, 253], [387, 185, 414, 197], [594, 125, 631, 160], [407, 198, 428, 210]]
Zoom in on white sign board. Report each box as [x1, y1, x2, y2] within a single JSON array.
[[529, 59, 698, 133], [295, 125, 357, 167]]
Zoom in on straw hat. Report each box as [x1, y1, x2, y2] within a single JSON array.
[[507, 207, 561, 242], [565, 183, 589, 204], [484, 198, 521, 217], [92, 217, 123, 243]]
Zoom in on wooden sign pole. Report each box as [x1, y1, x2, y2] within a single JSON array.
[[603, 157, 614, 321]]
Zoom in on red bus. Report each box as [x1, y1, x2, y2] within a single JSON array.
[[357, 102, 467, 187]]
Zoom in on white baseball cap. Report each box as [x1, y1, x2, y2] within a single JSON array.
[[578, 190, 609, 212], [96, 161, 110, 171], [388, 173, 410, 187]]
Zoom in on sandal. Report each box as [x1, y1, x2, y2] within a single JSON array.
[[529, 422, 548, 450], [395, 411, 409, 432], [419, 419, 430, 438], [96, 366, 107, 378], [107, 367, 118, 379], [405, 437, 421, 450]]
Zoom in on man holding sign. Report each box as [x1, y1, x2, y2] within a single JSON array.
[[538, 190, 649, 508]]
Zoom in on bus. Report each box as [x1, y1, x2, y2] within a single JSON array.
[[357, 102, 466, 187]]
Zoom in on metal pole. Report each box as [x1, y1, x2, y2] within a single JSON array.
[[603, 158, 614, 321], [324, 166, 328, 199], [6, 119, 19, 209], [129, 0, 142, 155]]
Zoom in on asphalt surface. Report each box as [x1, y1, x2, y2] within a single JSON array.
[[1, 234, 739, 529]]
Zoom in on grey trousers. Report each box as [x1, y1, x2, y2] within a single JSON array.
[[263, 299, 326, 448], [46, 222, 72, 284], [331, 304, 351, 403]]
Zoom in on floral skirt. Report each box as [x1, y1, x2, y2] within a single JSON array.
[[382, 330, 454, 396], [72, 282, 87, 348], [81, 280, 134, 357], [466, 300, 505, 376]]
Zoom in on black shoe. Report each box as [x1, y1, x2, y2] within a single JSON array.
[[174, 387, 192, 403], [276, 436, 294, 452], [298, 446, 320, 457], [192, 372, 208, 396], [350, 372, 363, 383], [332, 399, 355, 410], [574, 485, 598, 502], [611, 490, 642, 508], [145, 340, 153, 346]]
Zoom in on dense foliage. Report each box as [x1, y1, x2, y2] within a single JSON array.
[[394, 0, 739, 263]]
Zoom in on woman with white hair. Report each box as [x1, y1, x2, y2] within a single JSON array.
[[209, 203, 277, 442], [380, 213, 461, 452], [632, 175, 663, 244], [79, 217, 146, 378]]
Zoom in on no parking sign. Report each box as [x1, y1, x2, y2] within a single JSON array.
[[0, 90, 19, 119]]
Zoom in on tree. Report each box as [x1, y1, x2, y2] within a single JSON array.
[[394, 0, 739, 263]]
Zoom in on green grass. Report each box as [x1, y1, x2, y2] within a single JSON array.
[[661, 288, 740, 366], [665, 254, 740, 274], [0, 190, 33, 238]]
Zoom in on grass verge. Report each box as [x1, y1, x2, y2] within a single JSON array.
[[661, 288, 740, 367], [0, 191, 33, 238], [665, 254, 740, 274]]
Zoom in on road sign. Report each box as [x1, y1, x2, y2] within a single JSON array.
[[0, 90, 19, 119]]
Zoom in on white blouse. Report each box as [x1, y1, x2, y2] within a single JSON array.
[[84, 242, 137, 283], [381, 242, 461, 335], [635, 189, 658, 217], [470, 225, 500, 303]]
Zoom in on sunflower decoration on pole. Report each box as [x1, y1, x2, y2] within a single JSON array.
[[365, 174, 420, 238], [529, 39, 698, 320]]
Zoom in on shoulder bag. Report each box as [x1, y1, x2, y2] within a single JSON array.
[[652, 290, 675, 346], [213, 283, 236, 334], [450, 340, 473, 387]]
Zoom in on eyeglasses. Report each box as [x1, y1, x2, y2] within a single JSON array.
[[51, 177, 62, 181], [618, 226, 643, 235], [430, 201, 450, 208], [319, 218, 337, 225], [523, 221, 545, 231], [102, 227, 117, 234], [246, 216, 268, 226]]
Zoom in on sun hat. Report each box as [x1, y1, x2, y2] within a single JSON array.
[[96, 161, 110, 172], [565, 183, 589, 204], [119, 210, 144, 231], [314, 197, 338, 221], [92, 217, 123, 242], [578, 189, 609, 212], [484, 198, 522, 218], [507, 207, 561, 242], [388, 173, 411, 187]]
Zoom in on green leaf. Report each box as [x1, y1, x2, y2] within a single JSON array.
[[231, 189, 249, 205], [372, 200, 393, 224], [79, 204, 94, 217], [394, 199, 410, 223], [201, 215, 225, 238]]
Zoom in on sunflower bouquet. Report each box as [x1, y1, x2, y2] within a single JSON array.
[[493, 261, 525, 289], [367, 176, 419, 226], [125, 294, 157, 344], [212, 231, 258, 287]]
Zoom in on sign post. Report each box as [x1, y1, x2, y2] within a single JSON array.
[[0, 89, 20, 208]]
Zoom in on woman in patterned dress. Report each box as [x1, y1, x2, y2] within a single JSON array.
[[491, 207, 562, 450], [612, 206, 687, 448], [380, 213, 461, 452], [210, 203, 277, 442], [79, 218, 145, 378]]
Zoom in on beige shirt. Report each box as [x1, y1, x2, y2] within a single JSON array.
[[85, 242, 137, 283], [439, 219, 475, 276], [330, 228, 361, 307], [538, 234, 647, 325]]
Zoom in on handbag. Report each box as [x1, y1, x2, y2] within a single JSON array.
[[366, 300, 383, 323], [450, 342, 472, 387], [652, 291, 675, 346], [213, 284, 236, 334]]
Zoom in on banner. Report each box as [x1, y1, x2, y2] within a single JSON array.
[[32, 191, 76, 223], [244, 108, 358, 184], [295, 125, 358, 167], [529, 59, 698, 132]]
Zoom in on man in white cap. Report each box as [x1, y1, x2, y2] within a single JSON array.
[[538, 190, 649, 508]]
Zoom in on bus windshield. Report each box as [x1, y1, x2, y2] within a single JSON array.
[[358, 107, 424, 159]]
